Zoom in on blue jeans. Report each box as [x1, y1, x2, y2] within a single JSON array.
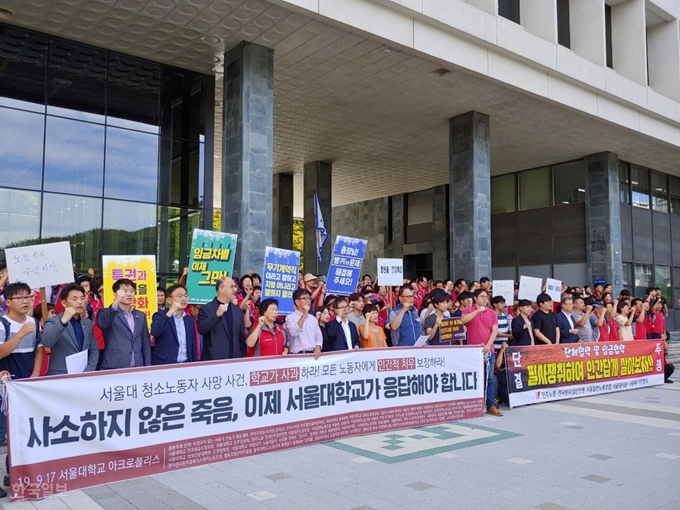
[[486, 353, 497, 410]]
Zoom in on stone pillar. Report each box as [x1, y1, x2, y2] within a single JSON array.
[[449, 111, 491, 281], [432, 184, 449, 279], [273, 173, 294, 249], [585, 152, 623, 294], [221, 41, 274, 276], [304, 161, 332, 276]]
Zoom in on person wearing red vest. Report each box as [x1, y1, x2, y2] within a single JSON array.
[[246, 298, 287, 357]]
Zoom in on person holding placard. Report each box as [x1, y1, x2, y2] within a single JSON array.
[[423, 292, 452, 345], [97, 278, 152, 369], [42, 283, 99, 375]]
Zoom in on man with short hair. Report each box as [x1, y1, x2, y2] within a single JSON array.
[[42, 283, 99, 374], [443, 279, 454, 294], [453, 279, 467, 298], [532, 293, 559, 345], [347, 292, 366, 329], [423, 292, 453, 345], [491, 296, 511, 352], [389, 286, 422, 346], [461, 289, 502, 416], [572, 296, 594, 343], [157, 286, 166, 311], [555, 297, 579, 344], [325, 297, 360, 351], [413, 276, 429, 311], [151, 284, 199, 365], [480, 277, 492, 294], [197, 277, 247, 361], [98, 279, 152, 369], [285, 289, 322, 358], [511, 299, 535, 346]]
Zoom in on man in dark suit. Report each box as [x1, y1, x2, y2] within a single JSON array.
[[151, 284, 199, 365], [197, 277, 247, 360], [555, 296, 580, 344], [97, 278, 152, 369], [42, 283, 99, 375], [324, 296, 360, 352], [511, 299, 535, 346]]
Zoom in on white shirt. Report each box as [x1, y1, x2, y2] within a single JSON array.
[[561, 310, 575, 330], [337, 317, 353, 350], [172, 311, 188, 363]]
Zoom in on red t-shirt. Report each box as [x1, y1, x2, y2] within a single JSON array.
[[598, 323, 610, 342], [462, 306, 498, 352], [633, 315, 647, 340], [652, 313, 666, 335], [607, 319, 620, 341]]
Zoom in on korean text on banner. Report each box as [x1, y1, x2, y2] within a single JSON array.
[[518, 276, 543, 301], [102, 256, 157, 330], [5, 242, 74, 290], [545, 278, 562, 302], [7, 347, 484, 501], [325, 236, 367, 295], [439, 318, 465, 344], [492, 280, 514, 306], [261, 247, 300, 315], [505, 340, 665, 408], [377, 258, 403, 287], [186, 230, 238, 305]]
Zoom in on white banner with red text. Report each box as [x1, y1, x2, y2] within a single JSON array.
[[7, 346, 483, 501]]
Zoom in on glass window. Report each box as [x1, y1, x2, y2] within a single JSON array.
[[671, 176, 680, 214], [619, 161, 630, 204], [158, 207, 201, 275], [519, 167, 550, 211], [630, 165, 650, 209], [651, 171, 668, 212], [654, 265, 672, 304], [41, 193, 102, 271], [106, 53, 160, 134], [103, 200, 157, 256], [0, 188, 41, 258], [407, 189, 433, 225], [161, 68, 206, 142], [47, 39, 107, 123], [498, 0, 520, 23], [634, 263, 653, 299], [0, 107, 44, 190], [104, 127, 159, 203], [168, 139, 202, 208], [0, 26, 47, 112], [43, 116, 105, 196], [557, 0, 571, 48], [553, 161, 586, 206], [621, 262, 633, 293], [491, 174, 516, 214]]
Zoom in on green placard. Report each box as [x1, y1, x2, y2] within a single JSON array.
[[186, 229, 238, 304]]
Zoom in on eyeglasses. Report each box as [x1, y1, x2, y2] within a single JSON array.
[[9, 296, 32, 302], [335, 305, 348, 310], [297, 296, 311, 301]]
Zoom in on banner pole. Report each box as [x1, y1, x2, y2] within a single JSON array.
[[39, 287, 48, 322]]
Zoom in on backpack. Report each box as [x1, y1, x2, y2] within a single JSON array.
[[0, 315, 41, 346]]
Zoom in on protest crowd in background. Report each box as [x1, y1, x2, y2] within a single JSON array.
[[0, 257, 676, 498]]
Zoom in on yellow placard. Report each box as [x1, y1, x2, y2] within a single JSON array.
[[102, 255, 157, 330]]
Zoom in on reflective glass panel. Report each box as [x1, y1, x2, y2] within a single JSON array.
[[553, 161, 586, 205], [651, 171, 668, 212], [407, 189, 433, 225], [47, 39, 107, 123], [44, 116, 105, 196], [0, 107, 44, 190], [654, 265, 672, 304], [41, 193, 102, 271], [491, 174, 516, 214], [634, 263, 653, 299], [169, 139, 201, 207], [103, 200, 157, 256], [158, 207, 201, 275], [671, 176, 680, 214], [619, 161, 630, 204], [630, 165, 650, 209], [160, 68, 205, 141], [107, 53, 160, 133], [0, 26, 47, 112], [519, 167, 550, 210], [104, 127, 159, 203], [0, 188, 41, 258]]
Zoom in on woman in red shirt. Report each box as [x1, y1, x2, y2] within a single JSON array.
[[246, 298, 287, 357], [649, 299, 667, 340]]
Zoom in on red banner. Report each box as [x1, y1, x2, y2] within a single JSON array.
[[505, 340, 665, 407]]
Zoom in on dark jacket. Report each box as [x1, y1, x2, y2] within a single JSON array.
[[555, 311, 579, 344], [150, 310, 199, 365], [97, 305, 151, 369], [511, 315, 535, 346], [41, 314, 99, 375], [197, 298, 246, 360], [324, 318, 361, 352]]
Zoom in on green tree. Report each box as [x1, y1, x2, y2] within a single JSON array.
[[293, 219, 304, 272], [213, 210, 222, 231]]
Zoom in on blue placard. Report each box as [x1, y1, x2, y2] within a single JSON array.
[[593, 278, 606, 286], [325, 235, 368, 296], [261, 247, 301, 315]]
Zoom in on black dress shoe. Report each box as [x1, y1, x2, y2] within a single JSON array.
[[3, 475, 8, 487], [0, 486, 6, 498], [666, 379, 674, 384]]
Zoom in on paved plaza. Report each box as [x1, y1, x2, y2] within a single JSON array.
[[2, 382, 678, 510]]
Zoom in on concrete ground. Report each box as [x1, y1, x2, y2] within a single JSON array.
[[1, 380, 678, 510]]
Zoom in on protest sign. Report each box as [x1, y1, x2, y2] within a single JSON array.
[[545, 278, 562, 302], [377, 258, 403, 286], [492, 280, 514, 305], [261, 247, 300, 315], [505, 340, 665, 408], [5, 241, 74, 290], [518, 276, 542, 301], [102, 256, 157, 329], [7, 347, 484, 501], [439, 318, 465, 344], [186, 230, 238, 304], [325, 236, 367, 295]]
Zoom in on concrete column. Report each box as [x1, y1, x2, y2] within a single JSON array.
[[303, 161, 332, 276], [221, 41, 274, 276], [449, 111, 491, 281], [521, 0, 558, 43], [611, 0, 647, 85], [432, 185, 449, 279], [570, 0, 606, 66], [585, 152, 623, 294], [647, 20, 680, 102], [273, 173, 294, 249]]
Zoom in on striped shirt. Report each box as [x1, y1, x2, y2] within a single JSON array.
[[0, 315, 42, 379], [494, 313, 509, 350]]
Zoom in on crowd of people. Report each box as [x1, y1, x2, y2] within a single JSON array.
[[0, 260, 676, 496]]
